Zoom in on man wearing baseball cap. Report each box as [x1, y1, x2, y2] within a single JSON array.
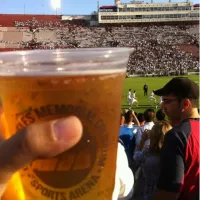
[[151, 77, 199, 200]]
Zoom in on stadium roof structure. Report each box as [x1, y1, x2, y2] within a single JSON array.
[[61, 15, 91, 20], [99, 6, 117, 9]]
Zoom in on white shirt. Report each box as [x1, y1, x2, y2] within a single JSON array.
[[112, 143, 134, 200], [135, 121, 155, 151], [127, 91, 131, 99], [132, 92, 136, 99], [150, 91, 154, 97]]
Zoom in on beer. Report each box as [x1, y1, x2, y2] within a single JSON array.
[[0, 48, 132, 200]]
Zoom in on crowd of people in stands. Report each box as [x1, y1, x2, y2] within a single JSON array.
[[14, 19, 70, 28], [127, 43, 198, 75], [0, 22, 199, 75], [118, 77, 199, 200]]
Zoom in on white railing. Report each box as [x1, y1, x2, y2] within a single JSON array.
[[188, 72, 200, 75], [98, 10, 199, 16], [99, 17, 199, 23]]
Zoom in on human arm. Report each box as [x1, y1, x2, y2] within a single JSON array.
[[0, 117, 83, 196], [131, 110, 140, 126], [113, 143, 134, 200], [137, 129, 149, 151]]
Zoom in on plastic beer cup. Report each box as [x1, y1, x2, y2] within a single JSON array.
[[0, 48, 132, 200]]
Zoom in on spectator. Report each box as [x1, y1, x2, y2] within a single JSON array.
[[119, 110, 139, 164], [133, 121, 172, 200], [156, 109, 166, 121], [152, 77, 199, 200], [113, 142, 134, 200], [137, 113, 145, 127], [135, 108, 155, 151], [120, 113, 125, 126]]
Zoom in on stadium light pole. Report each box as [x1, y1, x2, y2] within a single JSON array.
[[24, 4, 26, 15], [50, 0, 61, 15], [42, 4, 45, 15]]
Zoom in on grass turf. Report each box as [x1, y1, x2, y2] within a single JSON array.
[[121, 75, 199, 114]]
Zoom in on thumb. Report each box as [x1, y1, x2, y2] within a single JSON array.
[[0, 116, 83, 182]]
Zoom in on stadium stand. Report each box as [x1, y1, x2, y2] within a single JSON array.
[[0, 14, 198, 75], [0, 14, 61, 27]]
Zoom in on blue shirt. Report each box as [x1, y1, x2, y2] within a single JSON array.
[[119, 124, 138, 159]]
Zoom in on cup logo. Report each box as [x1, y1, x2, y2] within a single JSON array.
[[31, 133, 97, 188], [16, 104, 109, 199]]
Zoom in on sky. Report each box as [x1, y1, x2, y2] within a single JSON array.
[[0, 0, 198, 15]]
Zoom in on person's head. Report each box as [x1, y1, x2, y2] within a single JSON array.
[[156, 109, 166, 121], [149, 121, 172, 154], [120, 113, 125, 126], [124, 110, 133, 124], [144, 108, 155, 122], [129, 89, 131, 92], [137, 113, 145, 126], [154, 77, 199, 123], [123, 109, 128, 114], [134, 90, 136, 93]]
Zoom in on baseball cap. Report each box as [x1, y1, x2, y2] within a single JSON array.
[[154, 77, 199, 99]]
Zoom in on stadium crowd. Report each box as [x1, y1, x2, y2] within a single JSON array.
[[118, 77, 199, 200], [14, 19, 71, 28], [0, 23, 198, 75]]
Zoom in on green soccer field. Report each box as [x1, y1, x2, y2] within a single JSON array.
[[121, 75, 199, 114]]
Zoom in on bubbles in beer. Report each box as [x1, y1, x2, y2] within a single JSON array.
[[75, 78, 86, 83], [51, 80, 59, 84], [99, 73, 122, 81], [64, 80, 71, 84]]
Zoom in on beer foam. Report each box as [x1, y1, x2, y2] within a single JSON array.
[[98, 73, 120, 80], [0, 69, 126, 76]]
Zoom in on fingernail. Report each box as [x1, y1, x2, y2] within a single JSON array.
[[53, 119, 71, 141]]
